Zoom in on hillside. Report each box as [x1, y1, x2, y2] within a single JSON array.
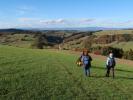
[[1, 29, 133, 51], [62, 30, 133, 51], [0, 45, 133, 100], [95, 30, 133, 35], [0, 29, 95, 48]]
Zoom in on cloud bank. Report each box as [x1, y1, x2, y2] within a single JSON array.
[[16, 18, 95, 28], [1, 17, 133, 29]]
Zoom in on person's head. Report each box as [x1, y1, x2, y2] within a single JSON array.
[[83, 49, 89, 56], [109, 53, 113, 58]]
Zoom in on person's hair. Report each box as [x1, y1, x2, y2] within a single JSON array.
[[82, 50, 89, 56], [109, 50, 113, 54]]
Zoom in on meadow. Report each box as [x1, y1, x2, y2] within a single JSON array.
[[0, 45, 133, 100], [95, 30, 133, 35]]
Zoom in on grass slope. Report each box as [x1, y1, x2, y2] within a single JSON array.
[[92, 41, 133, 51], [0, 45, 133, 100], [0, 34, 34, 48], [95, 30, 133, 35]]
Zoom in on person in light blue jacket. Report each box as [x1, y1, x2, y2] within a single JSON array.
[[80, 49, 92, 77]]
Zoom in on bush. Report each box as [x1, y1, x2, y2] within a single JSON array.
[[123, 49, 133, 60], [91, 46, 124, 58]]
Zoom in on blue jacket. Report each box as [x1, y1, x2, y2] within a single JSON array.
[[81, 55, 92, 66]]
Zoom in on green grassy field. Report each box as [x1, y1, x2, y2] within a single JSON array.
[[0, 34, 34, 48], [0, 45, 133, 100]]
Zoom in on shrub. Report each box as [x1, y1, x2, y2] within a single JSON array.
[[90, 46, 124, 58], [123, 49, 133, 60]]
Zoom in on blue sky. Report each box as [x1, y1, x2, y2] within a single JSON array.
[[0, 0, 133, 28]]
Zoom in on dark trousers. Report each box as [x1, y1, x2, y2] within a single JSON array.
[[106, 66, 115, 78], [83, 65, 91, 76]]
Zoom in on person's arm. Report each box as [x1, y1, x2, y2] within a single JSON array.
[[106, 57, 109, 66], [89, 55, 92, 61]]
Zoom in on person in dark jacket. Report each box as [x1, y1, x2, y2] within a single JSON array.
[[106, 53, 116, 78]]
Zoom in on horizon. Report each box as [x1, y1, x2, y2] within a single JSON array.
[[1, 0, 133, 29]]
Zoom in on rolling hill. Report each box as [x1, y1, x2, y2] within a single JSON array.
[[1, 29, 133, 51]]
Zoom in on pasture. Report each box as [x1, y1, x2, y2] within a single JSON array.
[[0, 45, 133, 100]]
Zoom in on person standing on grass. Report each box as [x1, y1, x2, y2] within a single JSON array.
[[106, 53, 116, 78], [79, 49, 92, 77]]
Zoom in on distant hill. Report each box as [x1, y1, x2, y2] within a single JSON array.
[[0, 28, 26, 33], [0, 27, 124, 33], [1, 28, 133, 50], [0, 28, 38, 35], [26, 27, 121, 31]]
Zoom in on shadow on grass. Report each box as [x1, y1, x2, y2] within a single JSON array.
[[91, 66, 133, 80], [115, 76, 133, 80], [92, 66, 133, 73]]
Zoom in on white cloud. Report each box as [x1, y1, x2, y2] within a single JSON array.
[[18, 18, 38, 22], [97, 20, 133, 28], [0, 22, 18, 29], [79, 18, 95, 23], [17, 18, 133, 28], [40, 19, 67, 25], [17, 18, 96, 28], [1, 17, 133, 29]]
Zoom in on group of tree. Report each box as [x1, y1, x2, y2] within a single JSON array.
[[88, 46, 133, 60], [31, 32, 48, 49]]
